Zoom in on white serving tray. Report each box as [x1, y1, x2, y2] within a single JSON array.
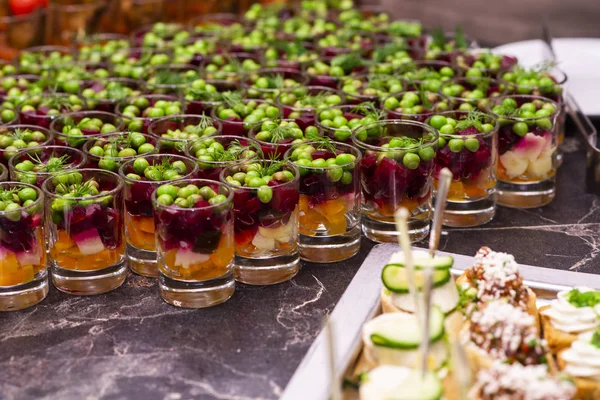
[[280, 243, 600, 400]]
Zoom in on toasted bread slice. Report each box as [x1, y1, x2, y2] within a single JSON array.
[[557, 349, 600, 400], [539, 304, 578, 354]]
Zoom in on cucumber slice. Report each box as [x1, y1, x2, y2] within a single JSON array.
[[359, 366, 442, 400], [370, 307, 445, 349], [382, 264, 451, 294], [390, 370, 443, 400], [386, 250, 453, 270]]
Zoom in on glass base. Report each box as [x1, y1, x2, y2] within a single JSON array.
[[300, 225, 361, 263], [51, 258, 127, 295], [497, 179, 555, 208], [362, 214, 430, 243], [159, 272, 235, 308], [234, 251, 300, 285], [0, 271, 48, 311], [440, 195, 496, 227], [127, 244, 158, 278]]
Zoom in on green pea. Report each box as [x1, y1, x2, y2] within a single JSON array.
[[257, 185, 273, 203], [157, 184, 179, 198], [536, 118, 553, 130], [512, 122, 529, 137], [209, 194, 227, 206], [439, 124, 455, 135], [341, 171, 353, 185], [18, 187, 37, 202], [98, 158, 118, 171], [402, 152, 420, 170], [418, 146, 435, 161], [429, 115, 447, 130], [157, 194, 174, 206], [138, 143, 155, 154], [171, 160, 187, 174], [177, 187, 193, 199], [133, 158, 150, 175], [248, 177, 267, 188], [326, 166, 343, 182], [448, 139, 465, 153], [465, 138, 480, 152], [199, 186, 216, 200]]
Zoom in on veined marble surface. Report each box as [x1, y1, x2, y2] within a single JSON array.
[[1, 136, 599, 400]]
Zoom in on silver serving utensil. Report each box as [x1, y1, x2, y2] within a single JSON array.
[[420, 168, 453, 378], [542, 22, 557, 61]]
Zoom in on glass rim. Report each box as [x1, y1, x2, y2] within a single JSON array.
[[82, 131, 158, 160], [497, 67, 568, 87], [118, 153, 199, 185], [9, 145, 87, 175], [274, 86, 346, 112], [41, 168, 123, 201], [487, 94, 561, 121], [380, 90, 440, 116], [115, 94, 185, 118], [147, 113, 223, 140], [17, 93, 88, 114], [424, 110, 499, 138], [185, 135, 260, 167], [0, 181, 43, 214], [151, 178, 233, 212], [0, 124, 53, 145], [49, 110, 125, 134], [283, 140, 362, 169], [352, 119, 439, 151], [219, 159, 300, 191], [210, 99, 281, 125]]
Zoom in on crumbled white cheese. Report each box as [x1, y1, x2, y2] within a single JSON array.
[[470, 361, 576, 400]]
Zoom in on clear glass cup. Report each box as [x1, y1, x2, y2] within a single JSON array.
[[80, 77, 146, 113], [454, 50, 518, 78], [352, 119, 438, 243], [488, 95, 560, 208], [0, 164, 7, 182], [0, 74, 46, 110], [275, 86, 346, 130], [9, 145, 87, 186], [74, 33, 131, 63], [315, 104, 387, 144], [15, 45, 73, 75], [0, 125, 53, 167], [381, 90, 450, 123], [0, 182, 47, 311], [242, 67, 310, 100], [200, 53, 263, 85], [425, 111, 498, 226], [83, 132, 159, 172], [210, 99, 281, 136], [115, 94, 184, 134], [184, 80, 237, 115], [153, 179, 235, 308], [338, 73, 405, 105], [119, 154, 198, 277], [304, 55, 368, 89], [145, 63, 201, 95], [438, 77, 507, 112], [18, 93, 89, 129], [220, 160, 300, 285], [148, 114, 222, 155], [109, 47, 173, 79], [284, 141, 361, 263], [43, 169, 127, 295], [395, 60, 459, 92], [499, 68, 568, 157], [49, 111, 125, 148], [185, 135, 259, 181]]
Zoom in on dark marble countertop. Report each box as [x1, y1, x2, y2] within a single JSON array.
[[2, 132, 599, 400]]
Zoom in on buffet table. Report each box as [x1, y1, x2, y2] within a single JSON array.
[[1, 123, 598, 399]]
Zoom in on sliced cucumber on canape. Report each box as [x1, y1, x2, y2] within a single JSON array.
[[362, 311, 449, 370], [382, 265, 452, 294], [370, 306, 445, 349], [386, 250, 454, 270], [359, 366, 443, 400], [386, 279, 459, 315]]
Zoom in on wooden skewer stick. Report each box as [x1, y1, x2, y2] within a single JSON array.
[[324, 316, 342, 400], [420, 167, 453, 378], [394, 207, 420, 319]]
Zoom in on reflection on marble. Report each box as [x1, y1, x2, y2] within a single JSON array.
[[1, 137, 599, 400]]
